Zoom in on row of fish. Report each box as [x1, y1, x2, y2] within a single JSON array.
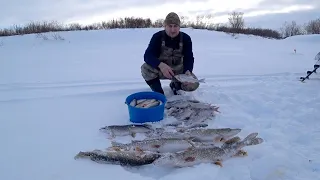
[[75, 96, 264, 169], [98, 121, 222, 140], [129, 98, 163, 108], [165, 99, 220, 127], [74, 131, 263, 168], [99, 124, 158, 139], [107, 127, 242, 153]]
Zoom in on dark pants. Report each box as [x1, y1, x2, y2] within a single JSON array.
[[145, 78, 182, 95]]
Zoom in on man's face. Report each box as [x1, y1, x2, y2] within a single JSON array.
[[165, 24, 180, 38]]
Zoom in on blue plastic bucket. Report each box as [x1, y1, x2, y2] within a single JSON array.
[[125, 91, 167, 123]]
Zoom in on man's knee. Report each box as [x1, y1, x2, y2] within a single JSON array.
[[141, 63, 167, 81], [141, 63, 159, 81]]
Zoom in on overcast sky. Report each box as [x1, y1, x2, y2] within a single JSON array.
[[1, 0, 319, 30]]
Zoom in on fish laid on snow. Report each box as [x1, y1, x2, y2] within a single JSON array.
[[183, 128, 242, 142], [192, 136, 242, 148], [144, 128, 240, 145], [74, 149, 161, 166], [175, 123, 209, 132], [165, 99, 220, 126], [144, 131, 186, 140], [153, 132, 263, 168], [108, 138, 195, 153], [99, 124, 157, 138], [166, 99, 219, 112]]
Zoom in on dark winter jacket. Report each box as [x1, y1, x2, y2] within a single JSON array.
[[143, 30, 194, 73]]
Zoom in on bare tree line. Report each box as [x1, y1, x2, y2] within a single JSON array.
[[0, 12, 319, 39]]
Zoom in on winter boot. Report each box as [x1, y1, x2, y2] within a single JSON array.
[[169, 81, 182, 95], [145, 78, 164, 94]]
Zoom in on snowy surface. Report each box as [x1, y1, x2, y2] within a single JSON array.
[[1, 28, 320, 180]]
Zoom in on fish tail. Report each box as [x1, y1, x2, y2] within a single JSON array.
[[111, 141, 126, 148], [176, 127, 186, 133], [141, 124, 153, 129], [198, 78, 206, 83], [184, 138, 196, 147], [236, 132, 263, 148]]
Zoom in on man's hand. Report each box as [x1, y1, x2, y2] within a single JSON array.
[[185, 70, 191, 75], [158, 62, 174, 79]]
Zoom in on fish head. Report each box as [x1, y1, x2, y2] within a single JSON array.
[[74, 151, 87, 159], [74, 150, 101, 160], [99, 126, 111, 132], [99, 127, 114, 138], [153, 153, 177, 166]]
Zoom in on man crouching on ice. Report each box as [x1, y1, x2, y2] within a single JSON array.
[[141, 12, 200, 95]]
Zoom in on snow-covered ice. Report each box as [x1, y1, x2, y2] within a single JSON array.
[[0, 28, 319, 180]]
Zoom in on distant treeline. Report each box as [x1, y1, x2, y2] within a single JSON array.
[[0, 11, 319, 39]]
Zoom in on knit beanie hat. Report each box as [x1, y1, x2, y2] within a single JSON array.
[[164, 12, 180, 26]]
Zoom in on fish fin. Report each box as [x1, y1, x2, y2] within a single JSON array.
[[151, 144, 161, 148], [213, 106, 221, 113], [214, 136, 224, 142], [187, 137, 198, 142], [213, 160, 223, 167], [131, 132, 136, 138], [165, 122, 182, 127], [111, 141, 125, 146], [241, 133, 262, 146], [106, 147, 114, 151], [224, 136, 241, 145], [135, 149, 146, 157], [198, 78, 206, 83], [143, 124, 153, 129], [243, 133, 258, 141], [106, 131, 116, 140], [177, 128, 186, 133], [112, 147, 122, 152], [185, 139, 196, 147], [233, 150, 248, 157], [107, 136, 114, 140], [250, 138, 264, 145], [236, 133, 263, 148], [136, 153, 147, 158], [135, 146, 144, 153], [154, 128, 165, 135], [184, 156, 196, 162]]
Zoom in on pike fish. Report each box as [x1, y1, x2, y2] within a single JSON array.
[[183, 128, 242, 142], [166, 99, 219, 111], [108, 138, 195, 153], [192, 136, 242, 148], [176, 123, 209, 132], [153, 132, 263, 168], [165, 99, 220, 126], [144, 127, 240, 145], [74, 149, 161, 166], [144, 131, 186, 140], [99, 124, 157, 138]]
